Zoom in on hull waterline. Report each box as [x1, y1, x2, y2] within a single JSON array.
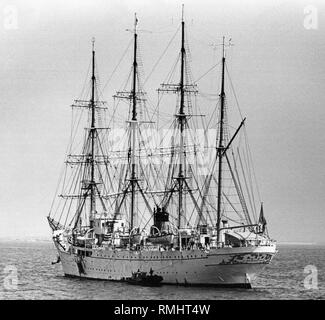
[[53, 241, 276, 288]]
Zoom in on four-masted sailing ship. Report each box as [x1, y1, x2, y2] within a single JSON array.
[[48, 11, 277, 288]]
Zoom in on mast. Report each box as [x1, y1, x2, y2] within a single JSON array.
[[113, 14, 154, 230], [177, 5, 185, 229], [130, 14, 138, 231], [216, 37, 226, 243], [158, 5, 198, 229], [90, 37, 96, 228], [51, 40, 110, 233]]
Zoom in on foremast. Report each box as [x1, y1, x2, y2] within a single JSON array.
[[47, 38, 110, 234], [78, 38, 109, 231]]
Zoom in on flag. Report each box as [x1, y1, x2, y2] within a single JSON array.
[[258, 203, 267, 233]]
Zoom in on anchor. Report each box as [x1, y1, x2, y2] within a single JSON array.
[[51, 255, 61, 265]]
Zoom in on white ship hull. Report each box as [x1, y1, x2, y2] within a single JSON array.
[[54, 241, 277, 287]]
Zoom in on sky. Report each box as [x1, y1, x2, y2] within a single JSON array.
[[0, 0, 324, 243]]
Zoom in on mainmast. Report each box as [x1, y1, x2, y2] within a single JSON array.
[[216, 37, 226, 243], [177, 6, 185, 229], [113, 14, 154, 231], [130, 14, 138, 231], [90, 37, 96, 228]]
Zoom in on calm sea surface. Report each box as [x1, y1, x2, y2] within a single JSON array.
[[0, 241, 324, 300]]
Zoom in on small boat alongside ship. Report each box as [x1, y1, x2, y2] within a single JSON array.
[[124, 269, 163, 287]]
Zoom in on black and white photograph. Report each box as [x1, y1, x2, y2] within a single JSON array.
[[0, 0, 324, 304]]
